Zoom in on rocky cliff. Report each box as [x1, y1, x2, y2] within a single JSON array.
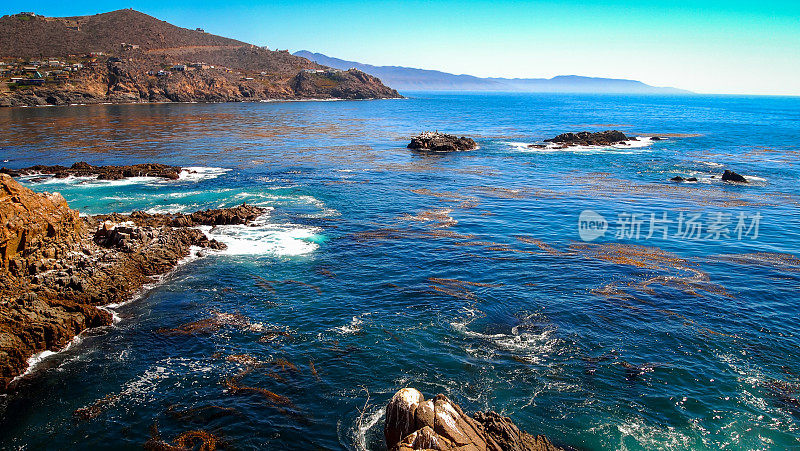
[[0, 174, 265, 391]]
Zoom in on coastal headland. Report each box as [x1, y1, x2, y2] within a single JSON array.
[[0, 9, 401, 106]]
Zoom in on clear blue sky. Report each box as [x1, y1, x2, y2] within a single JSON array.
[[3, 1, 799, 95]]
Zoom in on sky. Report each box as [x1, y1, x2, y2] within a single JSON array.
[[3, 1, 799, 95]]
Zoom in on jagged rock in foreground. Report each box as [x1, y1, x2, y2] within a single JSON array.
[[384, 388, 563, 451], [1, 162, 183, 180], [407, 132, 478, 152], [721, 169, 748, 183], [0, 174, 266, 391], [543, 130, 636, 147]]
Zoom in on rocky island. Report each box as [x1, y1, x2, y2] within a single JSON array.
[[407, 132, 478, 152], [0, 173, 266, 391], [536, 130, 639, 148], [0, 10, 401, 106]]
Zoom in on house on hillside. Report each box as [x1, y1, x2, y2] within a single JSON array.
[[171, 64, 187, 71], [196, 28, 204, 32]]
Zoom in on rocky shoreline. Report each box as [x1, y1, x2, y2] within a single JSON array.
[[0, 173, 265, 391], [1, 162, 184, 181], [384, 388, 563, 450]]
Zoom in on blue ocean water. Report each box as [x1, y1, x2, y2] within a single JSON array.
[[0, 92, 799, 450]]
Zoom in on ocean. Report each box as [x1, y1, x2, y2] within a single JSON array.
[[1, 92, 799, 449]]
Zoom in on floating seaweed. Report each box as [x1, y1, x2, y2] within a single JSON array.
[[73, 393, 121, 421], [471, 185, 528, 199], [398, 208, 458, 228], [383, 328, 403, 344], [271, 358, 300, 374], [223, 373, 294, 407], [309, 359, 321, 381], [513, 235, 563, 255], [408, 188, 477, 205], [708, 252, 800, 271], [428, 277, 503, 288], [144, 422, 219, 451], [316, 268, 336, 278], [156, 318, 220, 336], [251, 274, 276, 294]]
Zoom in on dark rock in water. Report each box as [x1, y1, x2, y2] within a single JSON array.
[[544, 130, 635, 147], [408, 132, 478, 152], [651, 136, 662, 141], [671, 176, 685, 182], [722, 170, 748, 183], [1, 162, 183, 180], [686, 177, 698, 182], [384, 388, 563, 451]]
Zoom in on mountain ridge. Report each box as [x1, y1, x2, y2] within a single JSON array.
[[0, 10, 400, 106], [294, 50, 691, 94]]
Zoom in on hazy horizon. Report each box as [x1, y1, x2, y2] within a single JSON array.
[[2, 1, 798, 96]]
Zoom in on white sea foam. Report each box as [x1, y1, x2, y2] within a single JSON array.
[[334, 316, 364, 335], [178, 166, 231, 182], [12, 335, 84, 383], [507, 136, 656, 154], [451, 310, 559, 363], [144, 203, 191, 214], [19, 174, 163, 187], [197, 218, 322, 256]]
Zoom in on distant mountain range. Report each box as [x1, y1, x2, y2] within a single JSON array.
[[294, 51, 691, 94]]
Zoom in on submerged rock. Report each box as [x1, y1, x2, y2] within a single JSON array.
[[384, 388, 562, 451], [408, 132, 478, 152], [721, 169, 748, 183], [544, 130, 635, 147], [1, 162, 183, 180], [671, 176, 698, 182]]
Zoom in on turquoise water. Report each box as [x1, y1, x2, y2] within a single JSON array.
[[1, 93, 799, 449]]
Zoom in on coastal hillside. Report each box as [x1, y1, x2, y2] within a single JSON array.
[[0, 10, 400, 106], [295, 50, 691, 94]]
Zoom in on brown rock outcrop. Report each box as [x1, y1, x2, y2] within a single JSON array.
[[543, 130, 635, 147], [0, 175, 265, 391], [384, 388, 563, 451], [0, 173, 84, 270], [407, 132, 478, 152]]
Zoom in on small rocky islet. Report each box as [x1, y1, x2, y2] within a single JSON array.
[[407, 132, 478, 152], [539, 129, 640, 147]]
